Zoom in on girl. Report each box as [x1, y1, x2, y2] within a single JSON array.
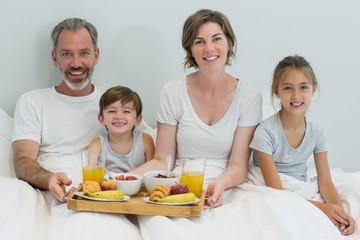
[[250, 55, 355, 235]]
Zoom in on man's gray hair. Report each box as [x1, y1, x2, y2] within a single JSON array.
[[51, 18, 98, 51]]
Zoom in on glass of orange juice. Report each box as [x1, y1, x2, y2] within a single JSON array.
[[180, 157, 206, 198], [82, 150, 105, 184]]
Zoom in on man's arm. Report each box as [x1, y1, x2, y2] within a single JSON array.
[[13, 139, 51, 190], [13, 139, 72, 202]]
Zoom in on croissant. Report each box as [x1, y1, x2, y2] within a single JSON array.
[[83, 180, 101, 194], [149, 185, 171, 201]]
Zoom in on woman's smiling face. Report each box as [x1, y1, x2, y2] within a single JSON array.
[[190, 22, 229, 71]]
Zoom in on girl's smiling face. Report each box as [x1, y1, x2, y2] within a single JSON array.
[[276, 69, 316, 115]]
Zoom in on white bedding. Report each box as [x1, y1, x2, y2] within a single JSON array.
[[0, 178, 50, 240], [2, 170, 359, 240], [1, 107, 359, 240], [0, 174, 141, 240], [137, 166, 360, 240]]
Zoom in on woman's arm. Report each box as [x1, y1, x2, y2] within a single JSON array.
[[256, 150, 283, 189], [207, 125, 256, 207], [225, 125, 257, 187], [130, 122, 177, 175]]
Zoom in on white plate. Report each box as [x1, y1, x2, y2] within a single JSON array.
[[143, 196, 200, 206], [74, 192, 130, 202]]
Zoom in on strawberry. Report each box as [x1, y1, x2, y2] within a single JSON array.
[[125, 176, 137, 180], [115, 175, 125, 180]]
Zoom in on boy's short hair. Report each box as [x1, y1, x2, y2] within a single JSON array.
[[99, 86, 142, 117]]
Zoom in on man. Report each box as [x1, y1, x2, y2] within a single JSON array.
[[12, 18, 102, 202], [12, 18, 149, 202], [10, 18, 142, 240]]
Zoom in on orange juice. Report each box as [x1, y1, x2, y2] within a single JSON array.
[[180, 171, 204, 198], [82, 166, 105, 183]]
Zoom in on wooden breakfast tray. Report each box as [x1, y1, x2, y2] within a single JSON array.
[[67, 185, 205, 218]]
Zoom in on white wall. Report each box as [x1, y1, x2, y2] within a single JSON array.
[[1, 0, 359, 172]]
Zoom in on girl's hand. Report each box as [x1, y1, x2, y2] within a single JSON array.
[[340, 214, 356, 235], [318, 202, 350, 227], [206, 178, 226, 208]]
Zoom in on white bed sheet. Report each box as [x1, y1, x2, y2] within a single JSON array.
[[1, 169, 359, 240], [0, 176, 142, 240], [0, 178, 50, 240], [138, 167, 360, 240]]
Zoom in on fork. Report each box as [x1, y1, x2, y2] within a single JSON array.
[[208, 197, 214, 212], [205, 197, 214, 212], [60, 186, 76, 202], [209, 199, 214, 212]]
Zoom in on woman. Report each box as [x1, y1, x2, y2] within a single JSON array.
[[132, 8, 262, 207]]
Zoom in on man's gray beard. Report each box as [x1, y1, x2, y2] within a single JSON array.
[[64, 77, 91, 91], [58, 67, 91, 91]]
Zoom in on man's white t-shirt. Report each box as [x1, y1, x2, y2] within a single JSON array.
[[12, 87, 102, 160]]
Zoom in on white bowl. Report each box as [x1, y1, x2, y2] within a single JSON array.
[[143, 170, 180, 193], [114, 173, 143, 196]]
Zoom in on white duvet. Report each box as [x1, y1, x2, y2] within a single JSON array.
[[1, 166, 359, 240], [0, 152, 142, 240], [0, 158, 360, 240], [138, 166, 360, 240]]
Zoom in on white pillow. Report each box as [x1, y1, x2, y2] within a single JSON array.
[[262, 92, 279, 121], [0, 108, 14, 177], [139, 119, 157, 144], [137, 119, 152, 132]]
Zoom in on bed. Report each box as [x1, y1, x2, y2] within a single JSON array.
[[1, 107, 359, 240]]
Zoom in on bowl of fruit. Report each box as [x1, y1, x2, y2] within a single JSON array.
[[114, 173, 143, 196], [143, 170, 181, 193]]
